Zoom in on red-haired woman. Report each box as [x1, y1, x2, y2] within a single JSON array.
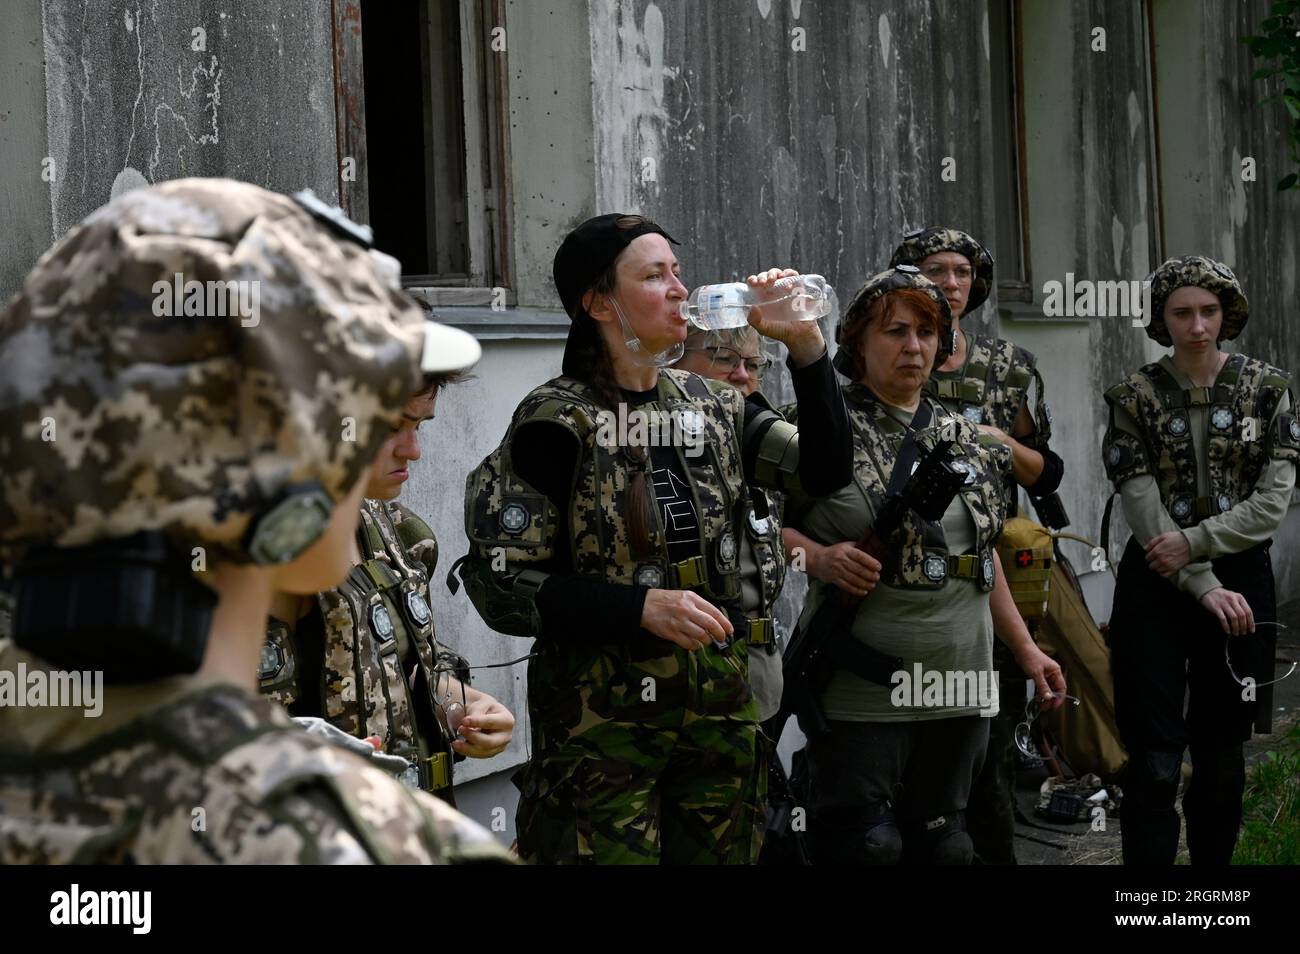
[[782, 266, 1065, 865]]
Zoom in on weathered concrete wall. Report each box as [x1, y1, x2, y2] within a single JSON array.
[[0, 2, 52, 303], [505, 0, 597, 307], [590, 0, 997, 294], [1152, 0, 1300, 597], [40, 0, 341, 239], [1014, 0, 1160, 585]]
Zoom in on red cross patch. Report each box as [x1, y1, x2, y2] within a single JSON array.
[[1015, 549, 1033, 568]]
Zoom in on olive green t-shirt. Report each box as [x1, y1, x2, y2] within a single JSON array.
[[793, 410, 999, 723]]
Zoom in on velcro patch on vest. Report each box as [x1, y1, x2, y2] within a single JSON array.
[[1274, 413, 1300, 460]]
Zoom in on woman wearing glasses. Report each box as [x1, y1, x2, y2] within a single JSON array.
[[675, 326, 789, 851], [781, 266, 1065, 865], [459, 213, 852, 864], [890, 226, 1064, 865], [1102, 256, 1297, 865]]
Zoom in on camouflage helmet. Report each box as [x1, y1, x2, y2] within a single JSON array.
[[1143, 255, 1249, 347], [833, 265, 955, 376], [0, 178, 475, 564], [889, 226, 995, 315]]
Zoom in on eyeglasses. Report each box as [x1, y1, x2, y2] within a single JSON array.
[[1225, 621, 1296, 689], [921, 264, 974, 284], [686, 346, 773, 376], [430, 649, 538, 741], [1014, 692, 1081, 761]]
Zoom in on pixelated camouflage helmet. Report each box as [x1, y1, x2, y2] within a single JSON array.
[[889, 227, 995, 315], [833, 265, 955, 376], [0, 178, 477, 563], [1143, 255, 1249, 347]]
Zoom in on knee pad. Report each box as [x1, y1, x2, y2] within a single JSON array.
[[861, 812, 903, 865], [813, 806, 902, 865], [917, 813, 974, 865]]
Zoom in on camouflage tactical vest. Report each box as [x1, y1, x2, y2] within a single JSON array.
[[0, 684, 502, 864], [840, 383, 1011, 591], [259, 499, 454, 793], [466, 369, 748, 603], [1102, 354, 1299, 528]]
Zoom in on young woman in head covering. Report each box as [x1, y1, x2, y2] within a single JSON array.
[[1102, 255, 1297, 865]]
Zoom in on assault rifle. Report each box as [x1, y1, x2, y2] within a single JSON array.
[[775, 433, 967, 742]]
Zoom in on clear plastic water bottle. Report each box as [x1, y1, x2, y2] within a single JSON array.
[[680, 274, 833, 330]]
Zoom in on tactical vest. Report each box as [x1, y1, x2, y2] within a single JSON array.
[[1102, 354, 1299, 528], [840, 383, 1011, 591], [925, 332, 1045, 433], [259, 499, 454, 794], [737, 486, 785, 651], [0, 685, 462, 864], [465, 369, 748, 604]]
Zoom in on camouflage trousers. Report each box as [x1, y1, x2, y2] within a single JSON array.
[[966, 641, 1024, 865], [514, 637, 764, 864]]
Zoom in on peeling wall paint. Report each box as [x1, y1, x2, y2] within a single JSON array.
[[40, 0, 340, 238]]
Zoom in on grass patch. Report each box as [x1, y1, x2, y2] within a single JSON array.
[[1234, 723, 1300, 864]]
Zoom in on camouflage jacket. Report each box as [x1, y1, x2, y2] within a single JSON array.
[[790, 383, 1011, 590], [0, 681, 508, 864], [259, 500, 456, 794], [1103, 353, 1299, 527], [462, 369, 749, 635], [925, 332, 1050, 511]]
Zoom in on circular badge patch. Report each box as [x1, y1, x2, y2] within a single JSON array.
[[500, 502, 530, 534], [370, 604, 395, 642], [635, 565, 664, 588], [1106, 445, 1123, 467], [719, 531, 737, 566], [1166, 414, 1189, 438], [1171, 497, 1193, 522], [1289, 419, 1300, 442], [676, 409, 705, 437], [923, 554, 947, 582], [406, 590, 432, 626], [962, 406, 984, 424], [896, 263, 921, 274], [1218, 493, 1232, 513], [1210, 407, 1234, 432]]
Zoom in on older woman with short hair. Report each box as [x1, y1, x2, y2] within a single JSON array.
[[782, 266, 1065, 865]]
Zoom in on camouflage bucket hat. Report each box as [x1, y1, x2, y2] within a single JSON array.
[[1144, 255, 1249, 347], [889, 226, 995, 315], [0, 178, 444, 563], [833, 265, 955, 376]]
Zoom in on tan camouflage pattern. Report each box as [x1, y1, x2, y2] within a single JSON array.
[[889, 226, 996, 314], [0, 179, 425, 563], [741, 488, 786, 618], [0, 683, 508, 864], [835, 267, 955, 373], [464, 369, 748, 633], [258, 500, 452, 790], [1103, 354, 1292, 527], [789, 383, 1011, 589], [1144, 255, 1249, 347], [925, 331, 1052, 512]]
